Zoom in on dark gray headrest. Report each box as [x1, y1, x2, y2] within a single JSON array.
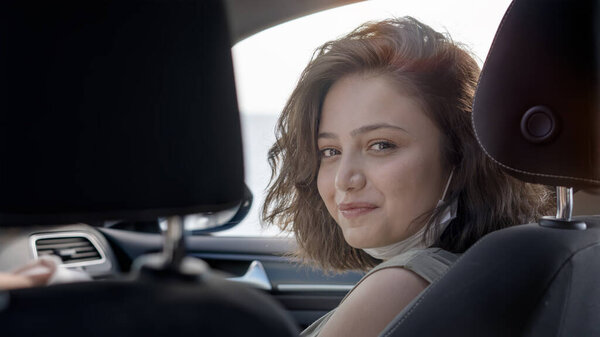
[[0, 0, 244, 225], [473, 0, 599, 190]]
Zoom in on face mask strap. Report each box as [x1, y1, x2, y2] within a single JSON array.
[[439, 168, 455, 203]]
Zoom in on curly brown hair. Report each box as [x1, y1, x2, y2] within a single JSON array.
[[262, 17, 553, 272]]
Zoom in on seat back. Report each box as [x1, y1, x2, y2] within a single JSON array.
[[0, 0, 298, 335], [382, 0, 600, 335], [381, 219, 600, 336]]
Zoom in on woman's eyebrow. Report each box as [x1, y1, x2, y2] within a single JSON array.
[[350, 123, 408, 137], [318, 123, 408, 139], [317, 132, 337, 139]]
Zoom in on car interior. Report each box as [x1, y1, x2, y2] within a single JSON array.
[[0, 0, 598, 336], [378, 0, 600, 336]]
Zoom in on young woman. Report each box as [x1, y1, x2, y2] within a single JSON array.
[[262, 17, 553, 337]]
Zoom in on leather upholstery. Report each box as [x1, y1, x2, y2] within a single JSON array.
[[383, 0, 600, 335], [472, 0, 599, 189]]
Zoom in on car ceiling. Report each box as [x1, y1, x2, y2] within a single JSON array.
[[225, 0, 362, 44]]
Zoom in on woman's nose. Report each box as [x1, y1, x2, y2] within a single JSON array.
[[334, 155, 366, 192]]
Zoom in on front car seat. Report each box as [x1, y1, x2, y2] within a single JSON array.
[[380, 0, 600, 336], [0, 0, 297, 336]]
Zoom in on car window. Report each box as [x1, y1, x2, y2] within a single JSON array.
[[218, 0, 512, 237]]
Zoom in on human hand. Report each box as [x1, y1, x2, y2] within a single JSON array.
[[0, 256, 60, 290]]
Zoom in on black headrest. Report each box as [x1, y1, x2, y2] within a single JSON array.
[[0, 0, 244, 225], [473, 0, 599, 190]]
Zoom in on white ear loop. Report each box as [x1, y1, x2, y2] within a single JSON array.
[[439, 168, 454, 203]]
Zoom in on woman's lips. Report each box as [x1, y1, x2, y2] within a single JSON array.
[[338, 203, 378, 218]]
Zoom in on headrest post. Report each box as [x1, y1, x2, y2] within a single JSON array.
[[539, 186, 586, 230], [556, 186, 573, 221], [130, 215, 209, 280], [163, 215, 186, 270]]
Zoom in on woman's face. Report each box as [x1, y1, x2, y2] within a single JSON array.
[[317, 74, 448, 249]]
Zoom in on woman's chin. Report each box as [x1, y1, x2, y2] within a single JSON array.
[[342, 227, 379, 249]]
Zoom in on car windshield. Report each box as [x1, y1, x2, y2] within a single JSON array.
[[219, 0, 512, 237]]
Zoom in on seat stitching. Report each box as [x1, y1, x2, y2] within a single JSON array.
[[470, 0, 600, 186]]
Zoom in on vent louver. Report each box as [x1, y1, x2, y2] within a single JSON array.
[[35, 236, 102, 264]]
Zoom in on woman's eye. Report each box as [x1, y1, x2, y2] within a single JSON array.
[[368, 141, 396, 151], [320, 148, 340, 158]]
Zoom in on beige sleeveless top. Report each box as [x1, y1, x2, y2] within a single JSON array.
[[300, 248, 459, 337]]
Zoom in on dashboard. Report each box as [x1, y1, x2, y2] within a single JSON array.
[[0, 224, 364, 329]]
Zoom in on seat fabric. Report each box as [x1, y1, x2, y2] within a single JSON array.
[[381, 216, 600, 337], [0, 272, 298, 337]]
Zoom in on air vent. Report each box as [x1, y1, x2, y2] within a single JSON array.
[[32, 233, 105, 266]]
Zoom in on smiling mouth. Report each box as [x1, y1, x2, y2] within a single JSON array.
[[338, 203, 378, 218]]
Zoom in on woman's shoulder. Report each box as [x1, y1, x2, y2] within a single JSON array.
[[316, 264, 428, 337], [301, 248, 460, 337], [317, 248, 458, 335]]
